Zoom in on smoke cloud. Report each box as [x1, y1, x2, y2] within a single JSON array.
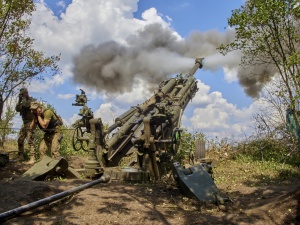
[[72, 23, 277, 97], [237, 64, 277, 97]]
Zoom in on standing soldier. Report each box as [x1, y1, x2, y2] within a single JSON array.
[[15, 88, 36, 163], [29, 102, 63, 160]]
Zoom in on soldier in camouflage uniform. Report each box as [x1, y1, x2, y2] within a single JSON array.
[[30, 102, 63, 159], [15, 88, 36, 163]]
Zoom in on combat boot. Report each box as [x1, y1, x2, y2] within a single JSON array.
[[26, 154, 36, 164]]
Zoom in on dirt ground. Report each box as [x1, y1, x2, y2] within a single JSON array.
[[0, 156, 299, 225]]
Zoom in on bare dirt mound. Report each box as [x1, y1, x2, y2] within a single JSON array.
[[0, 157, 299, 225]]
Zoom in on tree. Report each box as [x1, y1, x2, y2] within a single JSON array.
[[219, 0, 300, 147], [0, 0, 60, 120], [0, 97, 17, 148]]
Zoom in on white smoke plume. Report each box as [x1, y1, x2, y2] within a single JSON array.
[[72, 23, 277, 97]]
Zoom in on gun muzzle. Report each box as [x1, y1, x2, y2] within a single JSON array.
[[195, 58, 204, 69], [186, 58, 204, 77]]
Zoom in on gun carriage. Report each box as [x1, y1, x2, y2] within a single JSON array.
[[72, 58, 204, 181]]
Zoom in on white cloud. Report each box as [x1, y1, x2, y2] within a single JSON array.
[[57, 1, 66, 9], [58, 93, 74, 99], [141, 7, 170, 27], [66, 113, 81, 127], [87, 78, 260, 140], [189, 80, 223, 107], [29, 0, 161, 91], [183, 80, 258, 138], [93, 102, 124, 125], [223, 67, 238, 83], [29, 74, 63, 94], [18, 0, 261, 140]]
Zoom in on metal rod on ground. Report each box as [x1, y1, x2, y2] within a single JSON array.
[[0, 175, 110, 223]]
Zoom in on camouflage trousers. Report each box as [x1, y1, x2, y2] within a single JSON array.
[[17, 121, 35, 156], [39, 131, 63, 159]]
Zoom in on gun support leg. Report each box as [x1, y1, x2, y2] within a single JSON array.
[[84, 118, 103, 178], [149, 137, 160, 181]]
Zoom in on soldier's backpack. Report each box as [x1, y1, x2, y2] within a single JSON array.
[[54, 112, 64, 125]]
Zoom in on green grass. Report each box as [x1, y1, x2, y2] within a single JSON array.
[[211, 153, 300, 191], [3, 129, 300, 189], [1, 127, 89, 159]]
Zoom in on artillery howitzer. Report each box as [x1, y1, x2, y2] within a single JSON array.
[[83, 58, 203, 180], [80, 58, 224, 203]]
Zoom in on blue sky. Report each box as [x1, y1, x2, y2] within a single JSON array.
[[14, 0, 263, 139]]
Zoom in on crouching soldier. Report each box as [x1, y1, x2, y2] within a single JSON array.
[[29, 101, 63, 160], [15, 88, 36, 163]]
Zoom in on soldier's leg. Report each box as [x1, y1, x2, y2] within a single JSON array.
[[26, 129, 36, 164], [39, 135, 49, 160], [27, 130, 35, 154], [51, 132, 62, 159], [17, 125, 26, 160]]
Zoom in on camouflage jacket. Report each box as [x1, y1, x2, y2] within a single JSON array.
[[15, 97, 36, 122]]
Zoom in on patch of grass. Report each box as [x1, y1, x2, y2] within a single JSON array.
[[212, 153, 300, 190], [200, 137, 300, 191]]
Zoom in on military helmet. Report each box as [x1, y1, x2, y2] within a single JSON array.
[[20, 88, 28, 94], [30, 101, 41, 110]]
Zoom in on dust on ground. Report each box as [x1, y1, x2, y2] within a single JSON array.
[[0, 156, 299, 225]]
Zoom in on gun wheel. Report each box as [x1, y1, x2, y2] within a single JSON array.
[[72, 127, 83, 151], [171, 128, 181, 155], [81, 135, 89, 151]]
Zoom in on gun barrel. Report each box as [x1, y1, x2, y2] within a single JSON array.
[[185, 58, 204, 77], [0, 175, 110, 223]]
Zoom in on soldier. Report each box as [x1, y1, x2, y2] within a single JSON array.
[[15, 88, 36, 163], [29, 102, 63, 160]]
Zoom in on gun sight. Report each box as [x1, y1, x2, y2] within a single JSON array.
[[72, 90, 88, 106]]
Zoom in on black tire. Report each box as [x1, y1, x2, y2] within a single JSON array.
[[80, 128, 89, 151], [81, 136, 89, 151], [72, 127, 83, 151], [171, 128, 181, 155]]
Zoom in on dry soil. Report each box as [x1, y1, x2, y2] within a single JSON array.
[[0, 156, 299, 225]]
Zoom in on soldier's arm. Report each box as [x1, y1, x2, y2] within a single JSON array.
[[15, 103, 22, 112], [37, 116, 50, 129], [22, 98, 32, 108], [30, 119, 37, 130], [15, 96, 24, 112]]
